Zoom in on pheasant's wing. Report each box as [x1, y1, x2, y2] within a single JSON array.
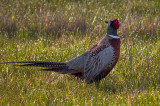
[[84, 45, 114, 82], [66, 51, 89, 70], [66, 43, 98, 70], [66, 43, 98, 71]]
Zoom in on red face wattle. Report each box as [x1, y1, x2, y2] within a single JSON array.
[[113, 19, 119, 29]]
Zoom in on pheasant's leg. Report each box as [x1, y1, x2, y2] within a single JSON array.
[[95, 81, 100, 88]]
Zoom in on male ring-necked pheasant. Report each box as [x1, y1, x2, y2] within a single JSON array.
[[2, 19, 121, 85]]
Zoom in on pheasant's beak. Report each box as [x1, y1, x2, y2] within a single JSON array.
[[118, 22, 122, 26]]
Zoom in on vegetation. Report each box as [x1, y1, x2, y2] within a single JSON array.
[[0, 0, 160, 105]]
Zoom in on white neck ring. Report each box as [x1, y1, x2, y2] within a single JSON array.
[[107, 34, 120, 39]]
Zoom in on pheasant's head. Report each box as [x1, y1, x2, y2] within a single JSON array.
[[105, 19, 121, 36]]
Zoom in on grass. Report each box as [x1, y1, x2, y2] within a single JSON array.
[[0, 0, 160, 105]]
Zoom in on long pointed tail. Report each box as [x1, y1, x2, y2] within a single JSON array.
[[1, 61, 77, 74]]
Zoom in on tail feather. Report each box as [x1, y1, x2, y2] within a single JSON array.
[[1, 61, 65, 67], [42, 68, 77, 74], [1, 61, 78, 74]]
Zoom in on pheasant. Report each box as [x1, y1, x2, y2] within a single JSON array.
[[2, 19, 121, 85]]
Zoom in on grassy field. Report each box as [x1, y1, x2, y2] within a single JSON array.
[[0, 0, 160, 105]]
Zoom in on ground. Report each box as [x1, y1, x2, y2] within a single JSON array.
[[0, 0, 160, 105]]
